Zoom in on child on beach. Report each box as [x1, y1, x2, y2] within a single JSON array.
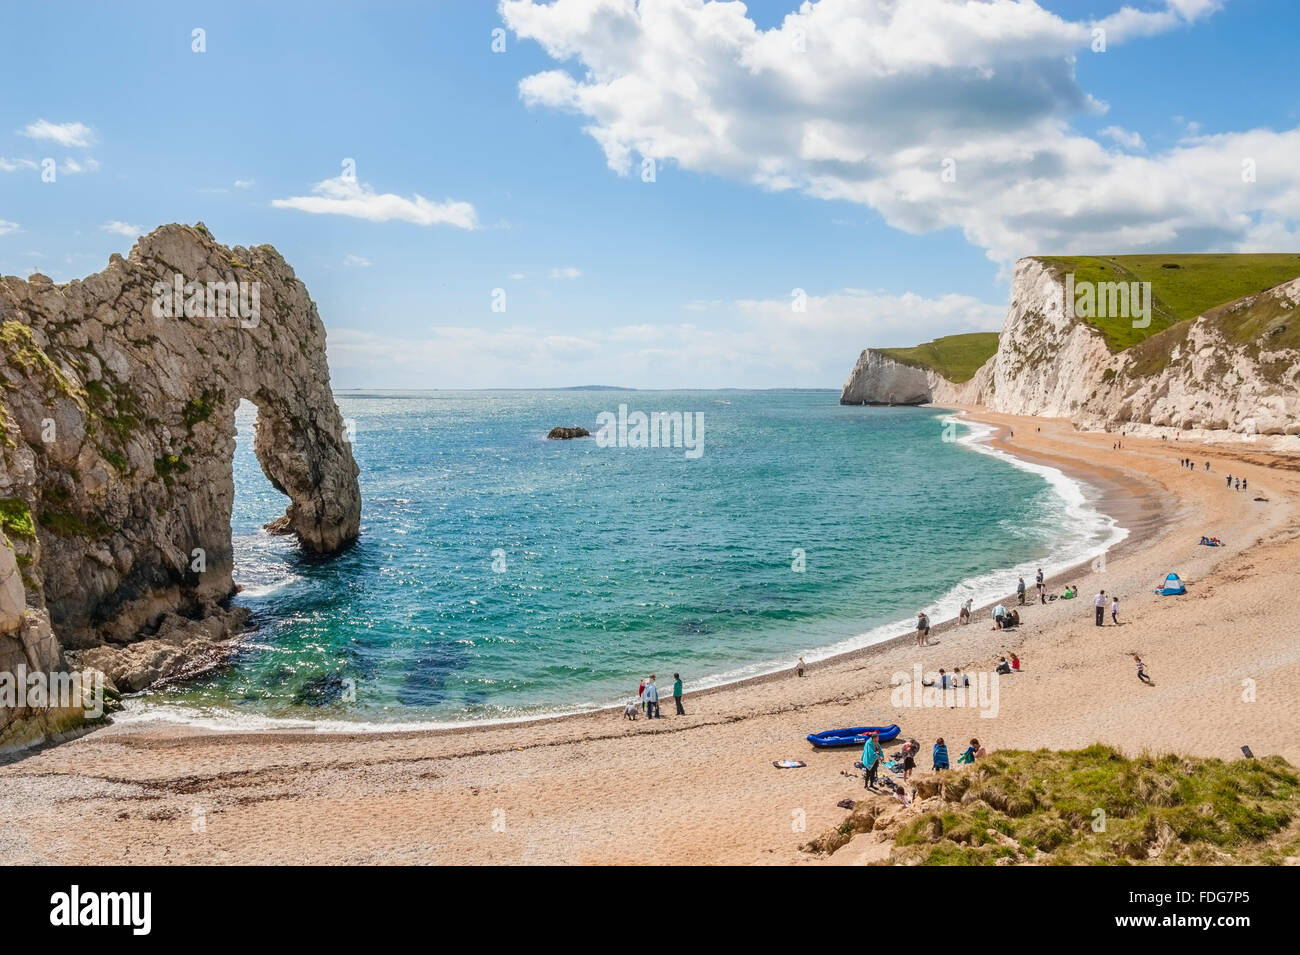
[[1133, 655, 1153, 685], [1111, 596, 1120, 624], [995, 656, 1012, 675], [932, 738, 949, 772], [1009, 652, 1020, 671], [901, 739, 918, 781]]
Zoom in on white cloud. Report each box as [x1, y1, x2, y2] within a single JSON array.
[[549, 266, 582, 279], [0, 157, 37, 173], [20, 119, 95, 147], [61, 157, 100, 175], [1099, 126, 1145, 151], [0, 220, 18, 236], [271, 174, 478, 228], [342, 254, 373, 267], [233, 178, 255, 189], [501, 0, 1294, 267], [509, 272, 526, 280], [100, 221, 143, 238]]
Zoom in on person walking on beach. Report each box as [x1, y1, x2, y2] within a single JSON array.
[[1110, 595, 1120, 625], [1093, 589, 1106, 626], [672, 672, 685, 715], [1133, 654, 1153, 685], [932, 737, 949, 772], [916, 611, 931, 647], [1036, 568, 1045, 603], [1016, 577, 1026, 606], [796, 655, 805, 677], [1243, 478, 1248, 492], [1226, 474, 1232, 488], [959, 598, 973, 625], [643, 675, 660, 718], [861, 730, 883, 789]]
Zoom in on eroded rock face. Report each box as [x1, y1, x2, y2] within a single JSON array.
[[839, 258, 1300, 450], [0, 223, 361, 749]]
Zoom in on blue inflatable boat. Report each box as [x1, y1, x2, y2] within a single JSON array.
[[806, 724, 901, 748]]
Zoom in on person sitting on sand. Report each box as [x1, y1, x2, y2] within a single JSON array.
[[953, 667, 970, 688], [995, 656, 1012, 675], [922, 668, 949, 689], [1062, 585, 1076, 599], [1009, 652, 1021, 672], [1005, 608, 1020, 628]]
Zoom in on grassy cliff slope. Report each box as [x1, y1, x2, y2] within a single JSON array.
[[876, 332, 1000, 383], [1036, 253, 1300, 351]]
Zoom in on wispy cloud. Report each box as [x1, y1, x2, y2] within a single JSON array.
[[271, 174, 478, 229], [549, 266, 581, 279], [20, 119, 94, 148], [233, 178, 255, 189], [1099, 126, 1145, 151], [342, 254, 372, 267], [101, 221, 142, 238], [60, 157, 100, 175], [0, 220, 18, 236], [0, 157, 37, 173]]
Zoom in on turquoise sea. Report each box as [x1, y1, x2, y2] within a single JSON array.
[[131, 390, 1122, 729]]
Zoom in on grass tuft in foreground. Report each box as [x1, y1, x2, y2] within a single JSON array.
[[859, 745, 1300, 865]]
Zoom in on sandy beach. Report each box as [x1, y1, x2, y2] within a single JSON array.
[[2, 411, 1297, 866]]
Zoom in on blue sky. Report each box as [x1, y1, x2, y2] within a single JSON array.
[[2, 0, 1298, 388]]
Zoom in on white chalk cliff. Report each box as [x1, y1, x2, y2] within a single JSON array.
[[842, 257, 1300, 449]]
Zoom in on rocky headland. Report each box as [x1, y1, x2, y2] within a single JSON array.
[[0, 223, 360, 752]]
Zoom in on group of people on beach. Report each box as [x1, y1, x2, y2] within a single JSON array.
[[634, 673, 684, 718], [1225, 473, 1248, 491], [863, 735, 987, 793], [1179, 458, 1209, 471], [1092, 589, 1120, 625]]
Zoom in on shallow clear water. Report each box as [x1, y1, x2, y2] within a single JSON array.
[[136, 390, 1120, 728]]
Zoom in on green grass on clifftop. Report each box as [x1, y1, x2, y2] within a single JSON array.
[[876, 332, 1000, 383], [1037, 253, 1300, 351], [888, 745, 1300, 865]]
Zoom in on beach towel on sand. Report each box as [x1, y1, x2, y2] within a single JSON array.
[[773, 760, 806, 769]]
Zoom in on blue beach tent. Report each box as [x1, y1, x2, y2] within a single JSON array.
[[1154, 573, 1186, 596]]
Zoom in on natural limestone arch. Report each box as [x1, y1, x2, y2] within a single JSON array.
[[0, 223, 361, 654]]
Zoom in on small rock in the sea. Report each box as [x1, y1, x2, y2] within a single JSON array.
[[546, 426, 590, 440]]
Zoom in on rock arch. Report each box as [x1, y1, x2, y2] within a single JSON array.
[[0, 223, 361, 658]]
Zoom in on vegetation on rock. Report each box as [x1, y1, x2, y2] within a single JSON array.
[[876, 332, 1000, 383]]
